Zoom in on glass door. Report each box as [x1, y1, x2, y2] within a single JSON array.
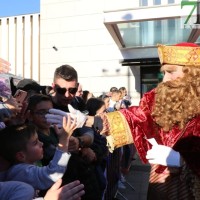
[[140, 65, 162, 97]]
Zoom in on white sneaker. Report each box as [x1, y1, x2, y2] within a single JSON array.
[[118, 180, 126, 189], [120, 174, 126, 183]]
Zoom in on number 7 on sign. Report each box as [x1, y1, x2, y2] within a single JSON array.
[[181, 1, 200, 25]]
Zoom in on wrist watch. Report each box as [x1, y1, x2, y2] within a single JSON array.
[[77, 137, 84, 149]]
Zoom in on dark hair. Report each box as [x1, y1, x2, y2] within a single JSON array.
[[27, 94, 53, 111], [16, 78, 50, 95], [82, 90, 90, 103], [54, 65, 78, 82], [0, 124, 37, 164], [45, 86, 53, 95], [86, 98, 105, 116], [111, 89, 121, 95], [110, 87, 118, 92], [119, 87, 126, 91], [99, 94, 109, 100]]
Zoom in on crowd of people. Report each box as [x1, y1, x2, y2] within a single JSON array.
[[0, 59, 133, 199], [1, 42, 200, 200]]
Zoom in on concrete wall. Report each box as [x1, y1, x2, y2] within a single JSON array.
[[40, 0, 140, 104]]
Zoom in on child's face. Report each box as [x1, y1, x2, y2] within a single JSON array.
[[23, 132, 43, 164], [30, 101, 53, 130]]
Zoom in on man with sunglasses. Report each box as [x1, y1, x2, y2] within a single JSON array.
[[51, 65, 86, 113], [50, 64, 101, 200], [50, 64, 93, 150]]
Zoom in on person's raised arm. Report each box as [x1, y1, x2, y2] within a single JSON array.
[[54, 115, 77, 152]]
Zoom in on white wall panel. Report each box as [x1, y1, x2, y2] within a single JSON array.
[[72, 14, 105, 30], [8, 17, 15, 74], [88, 44, 122, 61], [32, 14, 40, 82], [104, 0, 140, 11], [42, 1, 75, 18], [0, 18, 8, 60], [24, 15, 31, 78], [40, 18, 62, 34], [0, 14, 40, 80], [16, 17, 23, 77], [74, 0, 104, 14], [74, 29, 113, 46]]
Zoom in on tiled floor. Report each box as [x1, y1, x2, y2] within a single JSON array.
[[116, 154, 151, 200]]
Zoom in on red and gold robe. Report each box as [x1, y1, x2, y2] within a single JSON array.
[[106, 89, 200, 200]]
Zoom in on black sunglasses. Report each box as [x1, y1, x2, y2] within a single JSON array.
[[55, 85, 78, 95]]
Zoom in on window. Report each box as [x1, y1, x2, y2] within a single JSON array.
[[140, 0, 148, 6], [141, 66, 161, 97], [154, 0, 161, 5], [116, 18, 191, 48], [154, 20, 162, 44], [168, 0, 175, 3]]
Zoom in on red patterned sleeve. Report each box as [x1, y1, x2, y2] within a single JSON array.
[[118, 90, 156, 163]]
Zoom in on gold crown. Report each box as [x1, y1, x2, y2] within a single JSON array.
[[158, 44, 200, 66]]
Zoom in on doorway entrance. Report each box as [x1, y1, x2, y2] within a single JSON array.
[[140, 65, 162, 97], [121, 58, 162, 98]]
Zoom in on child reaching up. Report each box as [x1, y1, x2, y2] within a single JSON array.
[[0, 116, 76, 195]]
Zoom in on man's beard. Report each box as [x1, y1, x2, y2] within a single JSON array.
[[152, 76, 200, 131]]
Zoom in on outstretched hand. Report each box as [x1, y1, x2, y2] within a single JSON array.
[[44, 179, 85, 200], [45, 106, 87, 128], [68, 104, 87, 128], [54, 115, 77, 138]]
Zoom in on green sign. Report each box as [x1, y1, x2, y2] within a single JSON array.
[[181, 0, 200, 25]]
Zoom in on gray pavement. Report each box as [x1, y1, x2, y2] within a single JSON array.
[[115, 154, 150, 200]]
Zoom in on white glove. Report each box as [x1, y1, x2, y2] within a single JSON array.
[[45, 106, 87, 128], [45, 109, 68, 128], [68, 105, 87, 128], [146, 145, 181, 167]]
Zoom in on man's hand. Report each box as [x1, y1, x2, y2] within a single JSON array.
[[146, 144, 181, 167], [46, 105, 87, 128], [44, 179, 85, 200]]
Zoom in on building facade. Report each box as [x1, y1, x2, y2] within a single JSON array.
[[0, 0, 199, 105], [40, 0, 199, 104]]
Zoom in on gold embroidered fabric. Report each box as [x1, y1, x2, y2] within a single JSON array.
[[158, 44, 200, 66], [105, 111, 133, 153]]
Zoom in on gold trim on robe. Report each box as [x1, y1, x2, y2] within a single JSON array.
[[105, 111, 133, 153]]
